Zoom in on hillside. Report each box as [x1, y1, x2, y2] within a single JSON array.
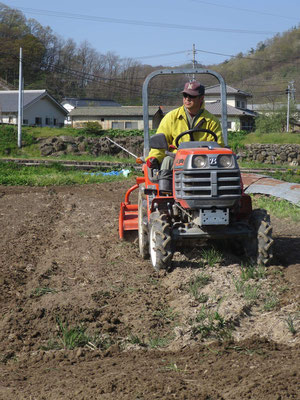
[[210, 27, 300, 105]]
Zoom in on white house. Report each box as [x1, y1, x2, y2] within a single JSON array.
[[61, 97, 121, 125], [0, 90, 68, 127], [69, 106, 164, 130], [205, 85, 256, 131]]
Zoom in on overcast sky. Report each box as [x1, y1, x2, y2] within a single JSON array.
[[3, 0, 300, 66]]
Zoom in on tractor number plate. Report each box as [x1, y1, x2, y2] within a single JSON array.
[[200, 209, 229, 225]]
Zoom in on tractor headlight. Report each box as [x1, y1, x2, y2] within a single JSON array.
[[193, 155, 207, 168], [218, 155, 233, 168]]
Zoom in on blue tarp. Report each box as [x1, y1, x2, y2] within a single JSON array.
[[83, 169, 131, 177]]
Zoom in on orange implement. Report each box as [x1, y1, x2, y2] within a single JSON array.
[[119, 177, 145, 239]]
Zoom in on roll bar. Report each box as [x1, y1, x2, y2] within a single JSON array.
[[142, 68, 228, 157]]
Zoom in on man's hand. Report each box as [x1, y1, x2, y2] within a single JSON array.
[[146, 157, 159, 169]]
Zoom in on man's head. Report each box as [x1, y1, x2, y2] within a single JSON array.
[[182, 81, 205, 115]]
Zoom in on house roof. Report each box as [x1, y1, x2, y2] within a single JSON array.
[[206, 101, 256, 116], [205, 85, 252, 98], [70, 103, 256, 118], [70, 106, 163, 117], [0, 90, 68, 115], [62, 98, 121, 107]]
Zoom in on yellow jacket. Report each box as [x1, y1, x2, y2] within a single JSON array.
[[148, 104, 224, 163]]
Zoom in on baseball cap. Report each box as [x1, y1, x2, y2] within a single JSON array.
[[182, 81, 205, 96]]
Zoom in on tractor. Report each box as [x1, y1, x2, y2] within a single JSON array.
[[119, 68, 273, 270]]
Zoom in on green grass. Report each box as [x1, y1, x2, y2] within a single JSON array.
[[56, 318, 91, 350], [0, 161, 132, 186], [251, 195, 300, 221], [191, 306, 232, 340], [188, 273, 211, 302], [240, 132, 300, 145], [201, 248, 223, 267]]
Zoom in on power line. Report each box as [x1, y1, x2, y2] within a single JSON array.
[[189, 0, 298, 21], [10, 6, 277, 35]]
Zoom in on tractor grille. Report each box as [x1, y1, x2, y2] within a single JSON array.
[[174, 169, 241, 199]]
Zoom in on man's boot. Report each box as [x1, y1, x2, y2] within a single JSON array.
[[158, 169, 173, 195]]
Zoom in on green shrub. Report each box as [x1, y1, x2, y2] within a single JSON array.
[[0, 125, 36, 155], [81, 121, 103, 135], [228, 130, 250, 152]]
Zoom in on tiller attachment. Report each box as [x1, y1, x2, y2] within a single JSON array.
[[119, 178, 144, 239]]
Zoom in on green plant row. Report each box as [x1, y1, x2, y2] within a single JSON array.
[[0, 162, 132, 186]]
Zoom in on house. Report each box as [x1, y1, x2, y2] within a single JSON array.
[[61, 97, 121, 125], [0, 90, 68, 127], [69, 106, 164, 130], [69, 84, 257, 132], [70, 101, 255, 132], [205, 85, 256, 131]]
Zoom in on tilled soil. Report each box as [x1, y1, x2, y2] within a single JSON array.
[[0, 180, 299, 400]]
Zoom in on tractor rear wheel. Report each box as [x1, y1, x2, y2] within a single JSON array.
[[149, 211, 173, 271], [243, 209, 274, 266], [138, 184, 149, 259]]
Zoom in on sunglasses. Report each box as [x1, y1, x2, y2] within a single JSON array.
[[183, 93, 198, 99]]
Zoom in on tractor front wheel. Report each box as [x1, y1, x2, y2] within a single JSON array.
[[149, 211, 173, 271], [243, 209, 274, 266]]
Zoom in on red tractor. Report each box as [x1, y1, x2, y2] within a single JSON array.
[[119, 69, 273, 270]]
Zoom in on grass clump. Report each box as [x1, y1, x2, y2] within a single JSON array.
[[191, 306, 232, 340], [285, 314, 297, 335], [188, 273, 211, 302], [148, 334, 170, 349], [201, 247, 223, 267], [251, 195, 300, 221], [56, 318, 91, 350]]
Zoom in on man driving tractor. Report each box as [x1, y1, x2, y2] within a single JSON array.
[[146, 80, 225, 193]]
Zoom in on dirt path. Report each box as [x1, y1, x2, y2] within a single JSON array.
[[0, 181, 299, 400]]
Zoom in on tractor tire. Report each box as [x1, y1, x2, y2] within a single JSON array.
[[149, 211, 173, 271], [243, 209, 274, 266], [138, 184, 149, 259]]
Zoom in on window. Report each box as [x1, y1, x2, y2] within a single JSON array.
[[111, 121, 124, 129], [125, 121, 138, 129], [35, 117, 42, 125], [236, 101, 241, 108], [53, 119, 57, 126], [227, 121, 232, 129], [23, 119, 28, 125], [241, 102, 246, 109], [45, 117, 50, 125]]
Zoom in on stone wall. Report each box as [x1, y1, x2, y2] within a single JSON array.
[[38, 136, 144, 158], [238, 144, 300, 166], [38, 136, 300, 166]]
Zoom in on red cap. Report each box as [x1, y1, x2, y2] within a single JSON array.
[[182, 81, 205, 96]]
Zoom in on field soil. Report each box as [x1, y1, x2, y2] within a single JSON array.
[[0, 180, 299, 400]]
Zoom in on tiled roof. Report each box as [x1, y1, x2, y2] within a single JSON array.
[[205, 101, 256, 116], [0, 90, 45, 112], [205, 85, 252, 97], [62, 98, 121, 107], [70, 106, 162, 117], [0, 90, 68, 114]]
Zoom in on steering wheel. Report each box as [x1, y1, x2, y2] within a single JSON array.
[[175, 128, 218, 148]]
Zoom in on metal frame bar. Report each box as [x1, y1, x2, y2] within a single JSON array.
[[142, 68, 228, 157]]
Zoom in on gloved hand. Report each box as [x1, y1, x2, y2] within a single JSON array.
[[146, 157, 159, 169]]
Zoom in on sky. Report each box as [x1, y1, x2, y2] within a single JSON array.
[[2, 0, 300, 67]]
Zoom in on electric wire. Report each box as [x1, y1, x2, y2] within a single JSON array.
[[10, 6, 277, 35]]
